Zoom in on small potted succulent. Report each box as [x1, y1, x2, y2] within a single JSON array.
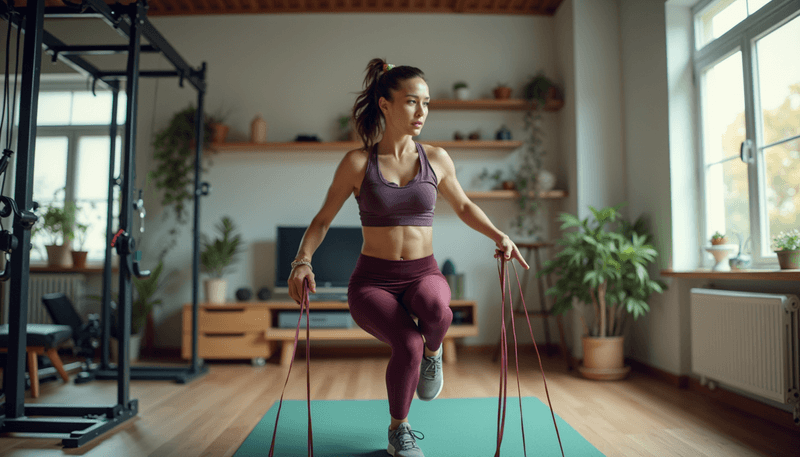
[[772, 229, 800, 270], [710, 231, 728, 245], [453, 81, 470, 100], [493, 82, 512, 100]]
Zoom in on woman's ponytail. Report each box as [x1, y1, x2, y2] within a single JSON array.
[[352, 58, 426, 152]]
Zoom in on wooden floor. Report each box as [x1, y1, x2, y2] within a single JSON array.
[[0, 348, 798, 456]]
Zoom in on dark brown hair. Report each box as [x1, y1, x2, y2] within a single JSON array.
[[351, 58, 426, 151]]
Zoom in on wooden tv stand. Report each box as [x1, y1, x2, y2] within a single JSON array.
[[181, 300, 478, 366]]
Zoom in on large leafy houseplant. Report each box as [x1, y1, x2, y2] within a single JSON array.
[[538, 203, 667, 337]]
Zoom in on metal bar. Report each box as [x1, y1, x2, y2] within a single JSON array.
[[192, 64, 207, 373], [759, 133, 800, 151], [24, 404, 121, 417], [0, 2, 116, 91], [1, 417, 104, 433], [47, 44, 158, 55], [97, 70, 182, 78], [102, 82, 120, 370], [4, 0, 45, 420], [81, 0, 206, 92], [117, 1, 144, 408]]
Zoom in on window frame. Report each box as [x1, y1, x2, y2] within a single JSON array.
[[692, 0, 800, 268], [29, 77, 125, 263]]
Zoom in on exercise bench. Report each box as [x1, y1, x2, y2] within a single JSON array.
[[0, 323, 72, 398]]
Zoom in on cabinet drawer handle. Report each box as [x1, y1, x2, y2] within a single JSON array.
[[203, 333, 246, 338], [203, 308, 245, 313]]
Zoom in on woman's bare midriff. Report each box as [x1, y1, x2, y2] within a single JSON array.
[[360, 226, 434, 261]]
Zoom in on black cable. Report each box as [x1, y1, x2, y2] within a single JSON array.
[[1, 11, 12, 138], [7, 13, 21, 151]]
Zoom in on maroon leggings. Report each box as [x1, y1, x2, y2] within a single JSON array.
[[347, 254, 453, 419]]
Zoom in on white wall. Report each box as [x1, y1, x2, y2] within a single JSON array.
[[34, 14, 567, 349]]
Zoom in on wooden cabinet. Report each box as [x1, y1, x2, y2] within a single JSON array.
[[181, 300, 478, 365]]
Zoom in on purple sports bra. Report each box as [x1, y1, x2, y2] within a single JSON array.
[[356, 142, 438, 227]]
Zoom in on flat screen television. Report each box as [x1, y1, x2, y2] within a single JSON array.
[[274, 226, 363, 296]]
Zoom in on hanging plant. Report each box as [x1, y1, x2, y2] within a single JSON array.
[[147, 105, 219, 260], [511, 72, 561, 239]]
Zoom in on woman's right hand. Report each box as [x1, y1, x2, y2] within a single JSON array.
[[288, 265, 316, 305]]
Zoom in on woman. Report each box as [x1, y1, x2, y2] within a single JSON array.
[[287, 58, 529, 457]]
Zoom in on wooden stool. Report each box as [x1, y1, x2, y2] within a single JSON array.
[[0, 324, 73, 398], [492, 242, 572, 370]]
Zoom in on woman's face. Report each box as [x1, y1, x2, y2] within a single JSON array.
[[380, 77, 430, 137]]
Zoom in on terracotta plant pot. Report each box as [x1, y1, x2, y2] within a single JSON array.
[[71, 251, 88, 269], [209, 123, 230, 144], [493, 86, 512, 100], [578, 335, 631, 381], [45, 244, 71, 267], [775, 250, 800, 269], [501, 180, 516, 190], [710, 237, 728, 245]]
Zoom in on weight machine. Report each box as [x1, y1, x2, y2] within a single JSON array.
[[0, 0, 210, 447]]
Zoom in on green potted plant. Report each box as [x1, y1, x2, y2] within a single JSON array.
[[200, 216, 243, 304], [37, 198, 77, 267], [70, 221, 90, 269], [453, 81, 469, 100], [772, 229, 800, 270], [538, 203, 667, 380], [337, 114, 358, 142], [88, 260, 164, 361], [710, 231, 728, 245]]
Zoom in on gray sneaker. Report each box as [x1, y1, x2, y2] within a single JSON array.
[[387, 422, 425, 457], [416, 344, 443, 401]]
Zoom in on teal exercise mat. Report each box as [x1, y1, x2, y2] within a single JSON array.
[[235, 396, 604, 456]]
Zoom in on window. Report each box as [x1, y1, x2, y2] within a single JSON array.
[[694, 0, 800, 266], [31, 86, 125, 264]]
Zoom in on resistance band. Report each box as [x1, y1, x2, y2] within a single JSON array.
[[495, 255, 565, 456], [269, 278, 313, 457]]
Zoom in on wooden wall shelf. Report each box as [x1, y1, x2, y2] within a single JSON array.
[[30, 265, 118, 274], [210, 140, 523, 152], [428, 98, 563, 112], [463, 190, 568, 200]]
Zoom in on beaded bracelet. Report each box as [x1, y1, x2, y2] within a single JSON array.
[[291, 259, 312, 272]]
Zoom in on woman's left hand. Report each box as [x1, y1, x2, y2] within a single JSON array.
[[494, 234, 530, 269]]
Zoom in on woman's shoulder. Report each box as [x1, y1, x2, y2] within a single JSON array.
[[418, 143, 451, 164], [340, 146, 370, 171]]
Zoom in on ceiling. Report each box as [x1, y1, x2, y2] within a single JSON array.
[[33, 0, 564, 16]]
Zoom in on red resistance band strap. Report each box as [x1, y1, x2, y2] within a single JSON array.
[[269, 279, 313, 457], [495, 257, 565, 457]]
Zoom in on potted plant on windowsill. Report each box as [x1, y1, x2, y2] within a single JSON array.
[[200, 216, 243, 304], [38, 199, 77, 267], [538, 203, 667, 380], [773, 229, 800, 270], [70, 221, 90, 269]]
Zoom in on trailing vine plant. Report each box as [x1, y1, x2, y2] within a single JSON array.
[[510, 73, 555, 239], [147, 105, 218, 261]]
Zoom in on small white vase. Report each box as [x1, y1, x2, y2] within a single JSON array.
[[205, 278, 228, 304], [535, 169, 556, 192], [454, 87, 470, 100]]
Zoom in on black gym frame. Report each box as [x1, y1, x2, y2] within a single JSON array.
[[0, 0, 209, 447]]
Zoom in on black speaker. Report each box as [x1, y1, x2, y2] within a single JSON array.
[[235, 287, 252, 301], [257, 287, 271, 301]]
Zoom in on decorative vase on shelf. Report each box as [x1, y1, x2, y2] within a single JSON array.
[[535, 169, 556, 192], [454, 87, 470, 101], [493, 86, 512, 100], [210, 123, 229, 144], [705, 245, 737, 271], [205, 278, 228, 304], [250, 114, 268, 143]]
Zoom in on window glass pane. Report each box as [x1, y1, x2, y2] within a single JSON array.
[[74, 199, 111, 259], [71, 91, 127, 125], [32, 136, 68, 203], [76, 136, 111, 200], [702, 51, 746, 164], [697, 0, 747, 49], [705, 159, 751, 245], [747, 0, 771, 15], [36, 92, 71, 126], [756, 14, 800, 146], [764, 138, 800, 253]]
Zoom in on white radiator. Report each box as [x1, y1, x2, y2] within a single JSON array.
[[691, 288, 800, 425], [5, 274, 87, 324]]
